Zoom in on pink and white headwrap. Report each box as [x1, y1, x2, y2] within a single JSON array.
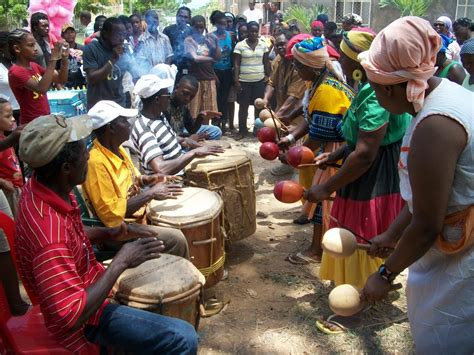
[[359, 17, 441, 112]]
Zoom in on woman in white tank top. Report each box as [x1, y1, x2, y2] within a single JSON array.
[[358, 17, 474, 352]]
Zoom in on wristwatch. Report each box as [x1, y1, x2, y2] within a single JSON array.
[[378, 264, 396, 283]]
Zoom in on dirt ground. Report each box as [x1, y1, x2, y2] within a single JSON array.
[[197, 135, 414, 354]]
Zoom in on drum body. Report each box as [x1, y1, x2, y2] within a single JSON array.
[[147, 187, 225, 288], [112, 254, 205, 329], [184, 149, 256, 242]]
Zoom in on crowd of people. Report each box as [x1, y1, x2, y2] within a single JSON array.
[[0, 1, 473, 353]]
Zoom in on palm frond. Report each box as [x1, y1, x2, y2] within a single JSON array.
[[379, 0, 432, 17], [284, 4, 329, 33]]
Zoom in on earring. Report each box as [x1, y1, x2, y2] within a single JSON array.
[[352, 69, 363, 82]]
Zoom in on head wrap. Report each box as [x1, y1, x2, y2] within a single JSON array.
[[439, 33, 453, 53], [460, 37, 474, 55], [316, 14, 329, 24], [342, 13, 363, 26], [291, 37, 343, 81], [340, 27, 376, 62], [437, 16, 453, 37], [285, 33, 311, 60], [311, 20, 324, 29], [359, 17, 441, 113]]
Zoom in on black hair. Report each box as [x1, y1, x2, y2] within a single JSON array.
[[118, 15, 132, 26], [94, 15, 107, 32], [325, 21, 338, 31], [178, 75, 199, 89], [7, 29, 29, 60], [80, 11, 91, 20], [210, 10, 226, 26], [177, 6, 191, 17], [30, 12, 48, 33], [247, 21, 259, 30], [129, 13, 141, 21], [101, 17, 123, 35], [191, 15, 206, 26], [95, 15, 107, 22], [35, 140, 83, 180], [454, 17, 474, 30], [0, 31, 9, 52], [0, 97, 8, 105], [274, 29, 293, 41]]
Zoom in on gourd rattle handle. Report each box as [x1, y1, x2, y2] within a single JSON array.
[[357, 243, 371, 251]]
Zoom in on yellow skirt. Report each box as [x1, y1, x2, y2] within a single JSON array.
[[319, 249, 384, 290]]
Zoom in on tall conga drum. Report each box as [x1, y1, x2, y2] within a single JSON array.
[[112, 254, 205, 329], [147, 187, 225, 288], [184, 149, 256, 242]]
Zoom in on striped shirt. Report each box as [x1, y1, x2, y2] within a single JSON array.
[[233, 39, 269, 82], [132, 113, 183, 175], [15, 177, 106, 353]]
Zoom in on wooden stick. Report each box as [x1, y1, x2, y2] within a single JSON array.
[[265, 106, 281, 141], [297, 163, 342, 168], [329, 215, 373, 245]]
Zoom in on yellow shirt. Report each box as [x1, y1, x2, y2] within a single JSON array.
[[82, 139, 141, 227]]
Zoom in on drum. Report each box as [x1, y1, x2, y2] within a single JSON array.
[[201, 140, 231, 149], [147, 187, 225, 288], [112, 254, 205, 329], [184, 149, 256, 242]]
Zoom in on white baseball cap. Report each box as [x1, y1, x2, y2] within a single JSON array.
[[88, 101, 138, 130], [134, 74, 175, 99]]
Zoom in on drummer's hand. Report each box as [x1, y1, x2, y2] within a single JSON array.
[[367, 232, 397, 258], [360, 272, 391, 303], [200, 110, 221, 120], [278, 152, 289, 165], [303, 184, 331, 203], [114, 223, 160, 241], [150, 183, 183, 200], [114, 237, 165, 269], [189, 132, 209, 142], [142, 173, 170, 186], [182, 137, 203, 150], [277, 136, 291, 151], [314, 152, 333, 170], [193, 145, 224, 157]]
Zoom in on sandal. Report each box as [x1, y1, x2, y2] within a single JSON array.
[[293, 215, 310, 225], [201, 297, 230, 317], [286, 252, 320, 265], [315, 315, 347, 334]]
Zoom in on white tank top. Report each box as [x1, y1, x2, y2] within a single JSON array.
[[399, 79, 474, 214]]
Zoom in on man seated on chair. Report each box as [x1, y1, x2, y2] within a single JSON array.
[[82, 100, 189, 258], [132, 74, 224, 176], [15, 114, 198, 353]]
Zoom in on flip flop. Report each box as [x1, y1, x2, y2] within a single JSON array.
[[293, 215, 310, 225], [315, 315, 347, 334], [286, 252, 320, 265], [200, 297, 230, 318]]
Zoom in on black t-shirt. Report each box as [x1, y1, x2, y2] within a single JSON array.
[[57, 43, 86, 89], [163, 24, 193, 70], [83, 40, 128, 109]]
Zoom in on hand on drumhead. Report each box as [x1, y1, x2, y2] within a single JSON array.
[[150, 183, 183, 200], [114, 238, 165, 269], [115, 223, 159, 241], [142, 173, 170, 186], [193, 145, 224, 157], [182, 137, 203, 149], [189, 132, 209, 142]]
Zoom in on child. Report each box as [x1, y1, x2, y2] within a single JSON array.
[[0, 98, 22, 216], [7, 29, 69, 125]]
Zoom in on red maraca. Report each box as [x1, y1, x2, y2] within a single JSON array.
[[273, 180, 304, 203], [287, 146, 315, 168], [257, 127, 277, 143], [260, 142, 280, 160]]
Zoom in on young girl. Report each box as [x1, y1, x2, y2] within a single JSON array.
[[7, 29, 68, 125], [0, 98, 22, 216]]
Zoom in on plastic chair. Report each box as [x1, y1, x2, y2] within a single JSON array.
[[73, 186, 104, 227], [0, 212, 71, 354]]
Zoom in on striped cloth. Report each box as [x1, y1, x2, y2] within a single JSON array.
[[15, 177, 106, 353], [233, 38, 269, 82], [132, 113, 183, 175]]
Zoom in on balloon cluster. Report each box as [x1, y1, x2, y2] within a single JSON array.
[[29, 0, 76, 38]]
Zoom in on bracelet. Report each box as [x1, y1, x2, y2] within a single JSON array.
[[287, 134, 296, 145], [108, 60, 114, 68]]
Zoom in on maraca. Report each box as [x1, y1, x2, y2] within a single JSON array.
[[257, 127, 277, 143], [259, 108, 275, 121], [259, 142, 280, 160], [321, 228, 371, 259], [273, 180, 304, 203], [254, 117, 265, 130], [287, 146, 315, 168], [329, 283, 403, 317], [254, 98, 265, 109], [264, 118, 281, 130]]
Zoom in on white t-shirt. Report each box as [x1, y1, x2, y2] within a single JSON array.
[[0, 63, 19, 110], [243, 8, 263, 23]]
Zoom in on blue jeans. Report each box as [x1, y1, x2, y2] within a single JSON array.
[[84, 304, 198, 354], [184, 125, 222, 140]]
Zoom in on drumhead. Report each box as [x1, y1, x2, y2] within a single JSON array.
[[147, 187, 223, 228], [113, 254, 205, 305], [185, 149, 250, 173], [201, 140, 232, 149]]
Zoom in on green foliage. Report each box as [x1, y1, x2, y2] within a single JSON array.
[[74, 0, 110, 16], [192, 0, 224, 19], [131, 0, 190, 17], [0, 0, 28, 28], [284, 4, 328, 33], [379, 0, 432, 17]]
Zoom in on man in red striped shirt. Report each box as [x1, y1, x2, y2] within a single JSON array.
[[15, 114, 198, 354]]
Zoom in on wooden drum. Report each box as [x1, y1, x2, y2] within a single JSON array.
[[184, 149, 256, 242], [112, 254, 205, 329], [147, 187, 225, 288]]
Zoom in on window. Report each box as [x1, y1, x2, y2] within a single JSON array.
[[456, 0, 474, 19], [334, 0, 371, 26]]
